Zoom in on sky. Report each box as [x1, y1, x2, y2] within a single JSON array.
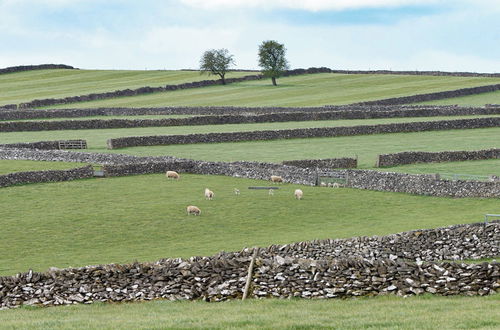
[[0, 0, 499, 72]]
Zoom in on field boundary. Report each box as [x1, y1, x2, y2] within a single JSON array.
[[1, 147, 499, 197], [354, 84, 500, 105], [0, 64, 76, 75], [106, 117, 500, 149], [0, 220, 498, 309], [0, 165, 94, 188], [2, 106, 500, 132], [3, 105, 500, 121], [377, 149, 500, 167]]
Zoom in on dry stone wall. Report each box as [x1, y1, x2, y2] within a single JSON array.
[[344, 169, 500, 198], [0, 221, 498, 310], [0, 165, 94, 188], [0, 64, 75, 75], [355, 84, 500, 106], [282, 158, 357, 169], [2, 105, 499, 121], [377, 149, 500, 167], [106, 117, 500, 149], [0, 140, 88, 150], [17, 75, 263, 109], [3, 106, 500, 132], [1, 148, 499, 198]]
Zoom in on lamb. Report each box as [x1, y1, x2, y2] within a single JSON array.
[[166, 170, 180, 180], [205, 188, 214, 200], [234, 188, 240, 195], [294, 189, 303, 200], [268, 189, 274, 196], [270, 175, 283, 183], [186, 205, 201, 216]]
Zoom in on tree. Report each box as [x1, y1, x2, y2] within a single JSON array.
[[199, 48, 235, 85], [257, 40, 289, 86]]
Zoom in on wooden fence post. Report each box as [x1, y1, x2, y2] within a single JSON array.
[[242, 248, 259, 300]]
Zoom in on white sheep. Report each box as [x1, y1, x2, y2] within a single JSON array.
[[234, 188, 240, 195], [205, 188, 214, 200], [332, 182, 340, 188], [270, 175, 283, 183], [294, 189, 303, 200], [166, 170, 180, 180], [268, 189, 274, 196], [186, 205, 201, 216]]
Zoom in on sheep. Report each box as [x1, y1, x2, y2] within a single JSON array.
[[234, 188, 240, 195], [270, 175, 283, 183], [205, 188, 214, 200], [320, 182, 327, 187], [186, 205, 201, 216], [332, 182, 340, 188], [166, 170, 180, 180], [268, 189, 274, 196], [294, 189, 303, 200]]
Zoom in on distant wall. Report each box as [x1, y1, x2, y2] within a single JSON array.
[[2, 106, 500, 132], [0, 165, 94, 188], [0, 64, 75, 75], [354, 84, 500, 106], [0, 140, 89, 150], [344, 169, 500, 198], [2, 105, 499, 121], [0, 221, 498, 309], [377, 149, 500, 167], [17, 74, 263, 109], [106, 117, 500, 149], [282, 157, 357, 169]]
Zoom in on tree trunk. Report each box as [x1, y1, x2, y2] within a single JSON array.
[[271, 76, 277, 86], [220, 74, 226, 85]]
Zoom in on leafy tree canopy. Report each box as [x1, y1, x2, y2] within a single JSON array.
[[258, 40, 289, 86], [199, 48, 235, 85]]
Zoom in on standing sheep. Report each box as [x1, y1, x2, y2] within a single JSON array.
[[186, 205, 201, 216], [234, 188, 240, 195], [294, 189, 303, 200], [268, 189, 274, 196], [270, 175, 283, 183], [166, 171, 180, 180], [204, 188, 214, 200]]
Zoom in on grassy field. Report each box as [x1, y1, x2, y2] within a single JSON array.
[[382, 159, 500, 177], [0, 69, 253, 106], [41, 73, 500, 108], [0, 160, 87, 174], [1, 173, 498, 276], [418, 90, 500, 106], [0, 295, 498, 329]]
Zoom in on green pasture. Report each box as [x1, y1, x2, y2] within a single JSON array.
[[0, 69, 253, 106], [418, 90, 500, 106], [1, 173, 498, 276], [42, 73, 500, 108], [0, 160, 87, 174], [1, 295, 498, 329], [383, 159, 500, 177]]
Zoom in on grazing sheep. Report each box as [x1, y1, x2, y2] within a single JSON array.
[[332, 182, 340, 188], [186, 205, 201, 216], [270, 175, 283, 183], [205, 188, 214, 200], [166, 170, 180, 180], [320, 182, 327, 187], [294, 189, 303, 200], [268, 189, 274, 196], [234, 188, 240, 195]]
